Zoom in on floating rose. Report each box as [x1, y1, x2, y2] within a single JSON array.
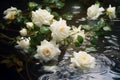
[[71, 51, 96, 69]]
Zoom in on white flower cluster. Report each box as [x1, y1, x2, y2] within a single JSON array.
[[5, 4, 116, 69], [13, 8, 87, 63], [87, 4, 116, 20]]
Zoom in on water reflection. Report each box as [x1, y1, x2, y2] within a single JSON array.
[[38, 52, 119, 80], [72, 5, 81, 14]]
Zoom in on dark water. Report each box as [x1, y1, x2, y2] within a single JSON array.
[[0, 0, 120, 80]]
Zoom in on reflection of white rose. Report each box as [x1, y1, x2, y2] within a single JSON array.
[[50, 18, 70, 42], [17, 37, 30, 49], [87, 4, 104, 20], [35, 40, 61, 62], [106, 5, 116, 19], [19, 28, 27, 36], [26, 22, 34, 29], [32, 8, 54, 27], [3, 7, 21, 20], [43, 65, 59, 72], [71, 51, 96, 69], [70, 26, 85, 42]]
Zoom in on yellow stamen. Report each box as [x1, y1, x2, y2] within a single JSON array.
[[43, 48, 51, 57], [60, 27, 65, 32]]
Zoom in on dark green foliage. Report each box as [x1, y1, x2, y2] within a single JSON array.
[[74, 35, 83, 47]]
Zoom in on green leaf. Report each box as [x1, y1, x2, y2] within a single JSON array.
[[103, 26, 111, 31], [85, 47, 97, 52], [62, 14, 73, 20], [81, 25, 91, 30], [28, 2, 38, 9], [97, 18, 105, 26], [0, 23, 5, 29], [45, 6, 52, 12], [1, 59, 14, 68], [93, 18, 105, 31], [74, 41, 80, 47], [95, 31, 104, 36], [52, 12, 60, 19], [90, 36, 96, 45], [1, 60, 11, 64], [40, 26, 50, 34], [95, 1, 100, 5], [43, 0, 56, 3], [17, 68, 23, 72], [77, 35, 83, 43], [56, 1, 64, 9], [30, 33, 43, 48]]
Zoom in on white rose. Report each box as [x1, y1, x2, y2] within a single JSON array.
[[3, 7, 21, 20], [32, 8, 54, 27], [71, 51, 96, 69], [19, 28, 27, 36], [87, 4, 104, 20], [17, 37, 30, 49], [26, 22, 34, 29], [106, 5, 116, 19], [35, 40, 61, 62], [70, 26, 85, 42], [50, 18, 70, 42]]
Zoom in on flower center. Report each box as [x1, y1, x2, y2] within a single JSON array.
[[81, 56, 88, 62], [60, 27, 65, 32], [43, 48, 51, 57], [8, 12, 15, 20]]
